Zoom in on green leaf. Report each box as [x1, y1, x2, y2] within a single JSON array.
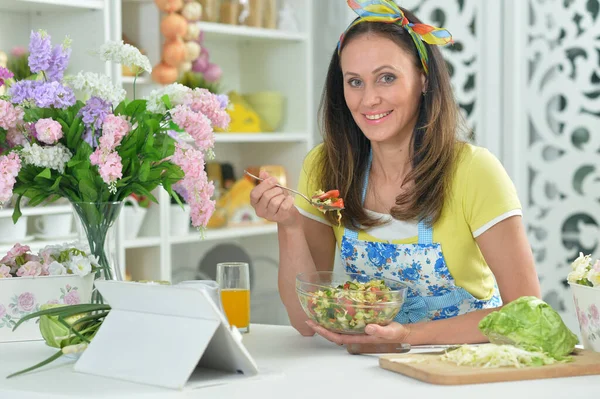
[[6, 350, 64, 379], [79, 178, 98, 202], [125, 99, 147, 116], [131, 183, 158, 203], [139, 161, 150, 182], [161, 93, 172, 110], [114, 100, 127, 116], [11, 194, 23, 224], [34, 168, 52, 180], [49, 176, 62, 192]]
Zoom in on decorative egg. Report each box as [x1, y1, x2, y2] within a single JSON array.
[[179, 61, 192, 73], [203, 63, 222, 82], [151, 62, 179, 85], [182, 2, 202, 22], [162, 39, 187, 67], [184, 23, 201, 41], [184, 41, 201, 62], [160, 13, 188, 39], [153, 0, 183, 13]]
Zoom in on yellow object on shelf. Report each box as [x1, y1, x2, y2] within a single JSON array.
[[242, 91, 284, 132], [207, 176, 264, 228], [221, 91, 265, 133]]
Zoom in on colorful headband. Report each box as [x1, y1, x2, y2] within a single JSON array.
[[337, 0, 453, 75]]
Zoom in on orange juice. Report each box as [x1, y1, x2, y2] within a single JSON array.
[[221, 289, 250, 329]]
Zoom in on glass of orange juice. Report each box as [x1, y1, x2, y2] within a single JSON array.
[[216, 262, 250, 333]]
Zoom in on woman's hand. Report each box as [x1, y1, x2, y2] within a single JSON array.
[[306, 320, 411, 345], [249, 170, 300, 227]]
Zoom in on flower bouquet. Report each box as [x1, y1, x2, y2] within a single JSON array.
[[0, 242, 97, 342], [567, 253, 600, 352], [0, 30, 230, 301]]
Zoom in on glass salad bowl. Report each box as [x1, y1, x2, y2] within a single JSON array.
[[296, 271, 407, 335]]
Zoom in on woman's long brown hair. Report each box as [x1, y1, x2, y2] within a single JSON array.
[[316, 7, 465, 229]]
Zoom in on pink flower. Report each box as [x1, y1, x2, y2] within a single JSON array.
[[0, 264, 12, 278], [0, 304, 6, 319], [11, 46, 26, 57], [90, 149, 123, 187], [16, 261, 43, 277], [590, 304, 600, 323], [17, 292, 36, 312], [580, 313, 589, 328], [0, 152, 22, 203], [171, 144, 215, 228], [183, 88, 230, 130], [101, 114, 130, 148], [593, 260, 600, 273], [6, 128, 28, 148], [0, 100, 24, 130], [34, 118, 63, 144], [63, 290, 80, 305], [0, 242, 30, 268], [170, 105, 215, 151], [46, 299, 59, 305]]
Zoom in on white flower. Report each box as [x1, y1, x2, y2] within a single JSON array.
[[67, 72, 126, 105], [146, 83, 191, 114], [47, 261, 67, 276], [571, 252, 592, 271], [587, 260, 600, 287], [20, 142, 72, 173], [97, 40, 152, 73], [87, 255, 99, 268], [67, 255, 92, 276]]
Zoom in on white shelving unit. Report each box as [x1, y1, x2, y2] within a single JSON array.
[[117, 0, 314, 317], [0, 0, 314, 325]]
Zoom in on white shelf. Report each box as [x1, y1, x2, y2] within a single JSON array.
[[198, 22, 306, 42], [0, 0, 104, 12], [170, 223, 277, 244], [121, 76, 151, 85], [0, 205, 72, 219], [124, 236, 162, 249]]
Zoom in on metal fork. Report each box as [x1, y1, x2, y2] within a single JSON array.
[[244, 170, 344, 211]]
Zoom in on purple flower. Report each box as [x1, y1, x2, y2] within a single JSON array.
[[32, 81, 76, 109], [8, 80, 40, 104], [46, 44, 71, 82], [28, 30, 53, 74], [0, 67, 14, 87], [166, 129, 184, 143], [173, 182, 189, 202], [82, 128, 98, 148], [216, 94, 229, 109], [78, 96, 111, 130], [0, 304, 6, 319]]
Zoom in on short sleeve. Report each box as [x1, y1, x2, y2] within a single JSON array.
[[463, 147, 522, 237], [295, 144, 331, 226]]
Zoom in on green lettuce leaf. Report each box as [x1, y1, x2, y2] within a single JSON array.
[[478, 296, 579, 359]]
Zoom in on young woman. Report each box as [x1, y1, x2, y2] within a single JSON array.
[[249, 0, 541, 345]]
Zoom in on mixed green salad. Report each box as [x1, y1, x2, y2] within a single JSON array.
[[298, 278, 402, 334]]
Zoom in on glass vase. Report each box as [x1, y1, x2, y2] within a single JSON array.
[[71, 201, 123, 304]]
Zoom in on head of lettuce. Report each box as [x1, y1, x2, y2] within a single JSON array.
[[479, 296, 579, 359]]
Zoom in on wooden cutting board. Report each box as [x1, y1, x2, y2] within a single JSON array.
[[379, 348, 600, 385]]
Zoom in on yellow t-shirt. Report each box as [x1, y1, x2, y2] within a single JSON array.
[[295, 143, 522, 300]]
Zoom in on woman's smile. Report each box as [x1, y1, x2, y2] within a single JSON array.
[[363, 110, 393, 124]]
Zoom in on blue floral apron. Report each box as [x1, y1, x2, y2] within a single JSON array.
[[340, 153, 501, 324]]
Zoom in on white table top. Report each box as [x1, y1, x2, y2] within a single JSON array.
[[0, 324, 598, 399]]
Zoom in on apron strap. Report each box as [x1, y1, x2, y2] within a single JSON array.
[[417, 220, 433, 244], [343, 151, 373, 240]]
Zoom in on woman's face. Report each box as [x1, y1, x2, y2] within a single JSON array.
[[340, 33, 425, 144]]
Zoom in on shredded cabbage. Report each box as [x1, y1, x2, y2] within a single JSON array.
[[440, 344, 571, 368]]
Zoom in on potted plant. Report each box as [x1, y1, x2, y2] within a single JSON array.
[[567, 252, 600, 352], [0, 242, 96, 342]]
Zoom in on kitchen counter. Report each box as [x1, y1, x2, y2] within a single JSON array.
[[0, 324, 598, 398]]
